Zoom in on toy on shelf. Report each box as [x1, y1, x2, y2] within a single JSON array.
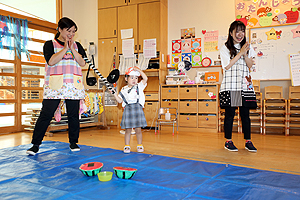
[[175, 60, 192, 75]]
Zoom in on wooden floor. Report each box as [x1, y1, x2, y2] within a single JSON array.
[[1, 127, 300, 175]]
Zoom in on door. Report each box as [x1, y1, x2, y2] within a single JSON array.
[[117, 5, 138, 54], [98, 8, 117, 38], [98, 38, 117, 78], [138, 2, 160, 52]]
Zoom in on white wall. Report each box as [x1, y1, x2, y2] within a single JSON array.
[[168, 0, 236, 82], [168, 0, 235, 59], [62, 0, 98, 69]]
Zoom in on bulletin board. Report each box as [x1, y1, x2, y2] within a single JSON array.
[[249, 23, 300, 80]]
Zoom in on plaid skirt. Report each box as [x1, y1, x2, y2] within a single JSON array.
[[120, 103, 147, 129]]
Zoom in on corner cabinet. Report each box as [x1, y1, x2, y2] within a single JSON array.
[[161, 84, 219, 132], [98, 0, 168, 128]]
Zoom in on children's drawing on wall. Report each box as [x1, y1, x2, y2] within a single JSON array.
[[192, 52, 202, 66], [172, 53, 181, 67], [266, 28, 282, 40], [181, 39, 191, 53], [172, 39, 181, 53], [291, 25, 300, 38], [235, 0, 300, 27], [172, 36, 202, 67], [191, 38, 201, 52], [204, 30, 219, 52], [181, 27, 195, 39], [181, 53, 192, 63]]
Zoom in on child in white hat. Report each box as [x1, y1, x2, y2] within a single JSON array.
[[112, 66, 148, 153]]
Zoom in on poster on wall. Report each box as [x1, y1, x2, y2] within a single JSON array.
[[192, 52, 202, 66], [172, 39, 181, 53], [172, 53, 181, 67], [181, 27, 195, 39], [191, 38, 201, 52], [204, 30, 219, 52], [235, 0, 300, 28], [181, 53, 192, 62], [143, 38, 156, 58], [181, 39, 191, 53], [289, 53, 300, 86]]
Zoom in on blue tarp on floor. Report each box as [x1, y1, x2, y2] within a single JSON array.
[[0, 141, 299, 200]]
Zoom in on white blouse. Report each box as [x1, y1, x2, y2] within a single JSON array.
[[118, 81, 147, 108]]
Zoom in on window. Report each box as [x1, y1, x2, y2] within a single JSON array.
[[0, 6, 57, 133]]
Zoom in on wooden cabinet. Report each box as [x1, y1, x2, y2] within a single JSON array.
[[144, 101, 159, 126], [98, 0, 127, 8], [117, 2, 162, 53], [161, 86, 178, 99], [179, 86, 197, 99], [198, 85, 218, 129], [179, 114, 197, 127], [179, 85, 197, 127], [98, 0, 167, 128], [161, 84, 219, 131], [98, 8, 117, 38], [117, 5, 138, 54], [161, 85, 178, 109], [98, 0, 165, 9], [105, 106, 119, 126], [98, 38, 117, 78], [138, 2, 161, 51]]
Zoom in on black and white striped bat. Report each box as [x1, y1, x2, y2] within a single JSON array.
[[83, 57, 115, 94]]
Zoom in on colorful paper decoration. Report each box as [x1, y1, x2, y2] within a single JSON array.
[[259, 14, 273, 27], [235, 0, 300, 27], [181, 39, 191, 53], [291, 25, 300, 38], [285, 8, 299, 23], [191, 38, 201, 53], [265, 28, 277, 40], [181, 27, 195, 39], [204, 31, 219, 52], [172, 39, 181, 53], [205, 72, 219, 82], [201, 57, 212, 67], [192, 52, 202, 66], [0, 15, 29, 58], [181, 53, 192, 63], [171, 53, 181, 67]]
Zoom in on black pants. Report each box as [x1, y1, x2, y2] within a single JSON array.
[[224, 106, 251, 140], [31, 99, 80, 145]]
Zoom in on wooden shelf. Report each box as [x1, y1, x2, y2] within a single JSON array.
[[167, 65, 222, 69], [24, 89, 107, 136]]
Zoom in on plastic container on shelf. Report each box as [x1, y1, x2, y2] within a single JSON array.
[[165, 109, 171, 120]]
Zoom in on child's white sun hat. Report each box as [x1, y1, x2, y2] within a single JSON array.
[[125, 67, 140, 76]]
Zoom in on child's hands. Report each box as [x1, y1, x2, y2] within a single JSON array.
[[133, 66, 141, 72], [241, 42, 250, 56], [109, 88, 117, 95]]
